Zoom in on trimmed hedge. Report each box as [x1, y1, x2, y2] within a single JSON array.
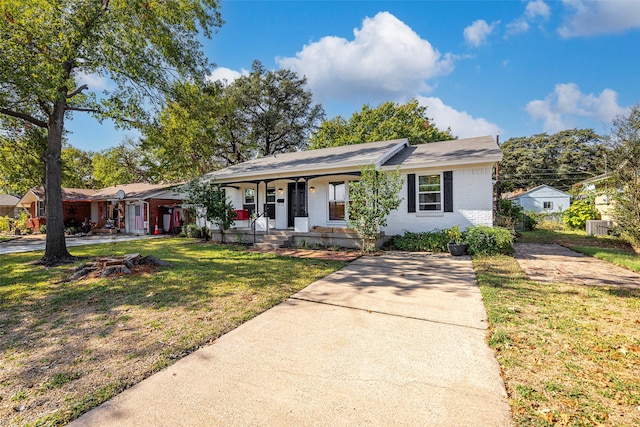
[[390, 226, 515, 256], [389, 230, 450, 252]]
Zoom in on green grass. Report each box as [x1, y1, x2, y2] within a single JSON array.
[[0, 238, 348, 426], [570, 246, 640, 273], [475, 236, 640, 426]]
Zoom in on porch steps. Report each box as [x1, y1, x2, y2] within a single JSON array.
[[253, 233, 291, 249]]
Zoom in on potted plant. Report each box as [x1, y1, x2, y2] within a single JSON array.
[[447, 225, 467, 256]]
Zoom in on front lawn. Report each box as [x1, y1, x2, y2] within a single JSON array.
[[0, 238, 347, 426], [476, 233, 640, 426]]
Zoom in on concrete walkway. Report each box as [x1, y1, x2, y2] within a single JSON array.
[[0, 233, 166, 255], [70, 253, 511, 426]]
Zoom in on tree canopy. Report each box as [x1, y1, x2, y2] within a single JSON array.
[[142, 60, 324, 180], [92, 141, 150, 188], [308, 99, 453, 149], [0, 0, 222, 263], [0, 117, 47, 195], [609, 104, 640, 246], [141, 79, 246, 182], [498, 129, 608, 192]]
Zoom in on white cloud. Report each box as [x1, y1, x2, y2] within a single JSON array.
[[506, 0, 549, 36], [206, 67, 245, 84], [525, 83, 629, 132], [417, 96, 503, 138], [525, 0, 551, 19], [506, 19, 530, 36], [276, 12, 454, 101], [464, 19, 499, 47], [559, 0, 640, 37], [74, 70, 109, 91]]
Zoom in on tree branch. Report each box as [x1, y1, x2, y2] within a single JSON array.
[[0, 108, 47, 128], [65, 106, 101, 114], [67, 84, 88, 99], [65, 106, 139, 126]]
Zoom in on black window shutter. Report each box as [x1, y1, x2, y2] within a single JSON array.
[[407, 174, 416, 213], [444, 171, 453, 212]]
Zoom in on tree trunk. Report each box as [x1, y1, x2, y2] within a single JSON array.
[[42, 100, 71, 264]]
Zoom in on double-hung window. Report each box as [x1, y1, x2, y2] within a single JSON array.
[[328, 181, 346, 221], [418, 174, 442, 211], [244, 188, 255, 205], [36, 200, 46, 217]]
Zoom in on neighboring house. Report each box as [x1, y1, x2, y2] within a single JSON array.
[[0, 194, 20, 218], [507, 185, 571, 214], [200, 136, 502, 244], [17, 183, 185, 235], [577, 173, 615, 221]]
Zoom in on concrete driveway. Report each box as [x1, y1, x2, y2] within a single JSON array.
[[71, 252, 511, 426]]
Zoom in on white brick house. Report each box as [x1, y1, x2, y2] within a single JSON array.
[[199, 136, 501, 244]]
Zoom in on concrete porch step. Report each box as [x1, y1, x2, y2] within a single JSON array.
[[253, 242, 283, 250], [260, 234, 290, 242], [254, 234, 290, 249]]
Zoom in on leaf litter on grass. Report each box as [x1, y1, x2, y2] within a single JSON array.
[[474, 255, 640, 427], [0, 239, 347, 426]]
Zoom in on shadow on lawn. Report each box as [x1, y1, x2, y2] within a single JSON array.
[[0, 240, 347, 425]]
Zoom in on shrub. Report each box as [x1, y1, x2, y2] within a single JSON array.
[[495, 199, 523, 229], [185, 224, 204, 239], [563, 199, 598, 230], [14, 212, 30, 234], [0, 216, 11, 233], [39, 224, 46, 234], [390, 230, 450, 252], [464, 226, 514, 256]]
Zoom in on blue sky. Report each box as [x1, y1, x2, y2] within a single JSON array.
[[67, 0, 640, 152]]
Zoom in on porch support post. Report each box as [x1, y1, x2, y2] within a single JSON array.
[[304, 177, 309, 218], [264, 179, 272, 234]]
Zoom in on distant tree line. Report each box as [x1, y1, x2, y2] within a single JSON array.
[[497, 129, 609, 193]]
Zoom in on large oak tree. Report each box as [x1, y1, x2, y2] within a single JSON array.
[[0, 0, 222, 263], [143, 60, 325, 179]]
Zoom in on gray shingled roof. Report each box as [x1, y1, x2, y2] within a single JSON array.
[[25, 183, 181, 203], [204, 136, 501, 182], [0, 194, 19, 206], [203, 139, 408, 182], [383, 135, 502, 169], [92, 183, 181, 200]]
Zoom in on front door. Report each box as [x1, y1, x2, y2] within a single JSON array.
[[288, 182, 307, 227]]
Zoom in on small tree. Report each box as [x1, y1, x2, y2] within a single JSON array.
[[185, 181, 235, 243], [348, 165, 403, 251], [563, 197, 598, 230]]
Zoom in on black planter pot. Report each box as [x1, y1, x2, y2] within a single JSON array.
[[447, 243, 467, 256]]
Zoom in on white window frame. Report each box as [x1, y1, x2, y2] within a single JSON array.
[[244, 188, 255, 205], [543, 201, 553, 209], [328, 180, 350, 222], [417, 173, 443, 212], [36, 200, 46, 217]]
